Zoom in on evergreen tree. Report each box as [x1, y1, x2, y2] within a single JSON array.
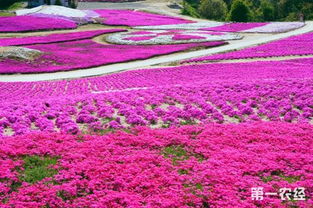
[[260, 0, 274, 21], [198, 0, 228, 21], [55, 0, 63, 6], [228, 0, 251, 22]]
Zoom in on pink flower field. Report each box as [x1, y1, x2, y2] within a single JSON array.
[[201, 22, 268, 32], [0, 40, 224, 74], [0, 29, 126, 46], [1, 6, 312, 208], [0, 122, 312, 207], [95, 9, 193, 26], [1, 59, 313, 136], [186, 32, 313, 63], [0, 16, 77, 32]]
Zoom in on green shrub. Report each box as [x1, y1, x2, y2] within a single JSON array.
[[181, 0, 200, 18], [302, 2, 313, 20], [261, 0, 274, 21], [198, 0, 228, 21], [285, 12, 298, 21], [55, 0, 63, 6], [0, 0, 23, 10], [227, 0, 251, 22]]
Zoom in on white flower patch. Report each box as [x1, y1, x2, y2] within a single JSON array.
[[134, 22, 225, 30], [243, 22, 305, 33], [16, 5, 99, 21], [106, 30, 242, 45]]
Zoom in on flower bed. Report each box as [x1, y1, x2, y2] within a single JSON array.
[[200, 22, 304, 33], [0, 29, 126, 47], [242, 22, 305, 33], [0, 40, 224, 74], [0, 122, 312, 207], [0, 16, 77, 33], [94, 9, 193, 26], [15, 7, 192, 27], [136, 22, 304, 33], [16, 5, 100, 24], [135, 22, 225, 30], [185, 32, 313, 62], [106, 30, 242, 45], [0, 59, 313, 136], [201, 22, 268, 32]]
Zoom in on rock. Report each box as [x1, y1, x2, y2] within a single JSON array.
[[0, 47, 42, 60]]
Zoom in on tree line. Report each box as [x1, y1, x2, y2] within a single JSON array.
[[182, 0, 313, 22]]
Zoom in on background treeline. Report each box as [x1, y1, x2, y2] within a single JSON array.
[[0, 0, 24, 9], [182, 0, 313, 22]]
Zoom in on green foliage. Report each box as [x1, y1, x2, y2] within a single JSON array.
[[260, 170, 301, 184], [302, 3, 313, 19], [227, 0, 251, 22], [19, 155, 59, 184], [181, 1, 201, 18], [69, 0, 78, 9], [180, 119, 197, 125], [285, 12, 298, 21], [181, 0, 313, 21], [162, 145, 205, 165], [0, 0, 23, 10], [259, 0, 275, 21], [0, 12, 14, 16], [162, 145, 189, 164], [198, 0, 228, 21], [55, 0, 63, 6]]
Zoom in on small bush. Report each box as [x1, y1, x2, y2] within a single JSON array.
[[227, 0, 251, 22], [285, 12, 298, 21], [198, 0, 228, 21]]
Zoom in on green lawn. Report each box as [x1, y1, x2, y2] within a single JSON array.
[[0, 12, 14, 16]]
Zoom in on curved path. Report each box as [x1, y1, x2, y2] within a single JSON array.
[[1, 21, 313, 82]]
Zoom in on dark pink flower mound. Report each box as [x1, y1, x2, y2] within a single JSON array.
[[94, 9, 193, 26], [185, 32, 313, 63], [0, 59, 313, 136], [0, 122, 312, 207], [0, 41, 224, 74], [201, 22, 268, 32], [0, 29, 126, 47], [0, 16, 77, 32]]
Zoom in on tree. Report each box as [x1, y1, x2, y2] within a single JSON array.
[[228, 0, 251, 22], [260, 0, 274, 21], [44, 0, 51, 5], [302, 2, 313, 20], [198, 0, 228, 21], [0, 0, 22, 9], [55, 0, 63, 6], [69, 0, 78, 8]]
